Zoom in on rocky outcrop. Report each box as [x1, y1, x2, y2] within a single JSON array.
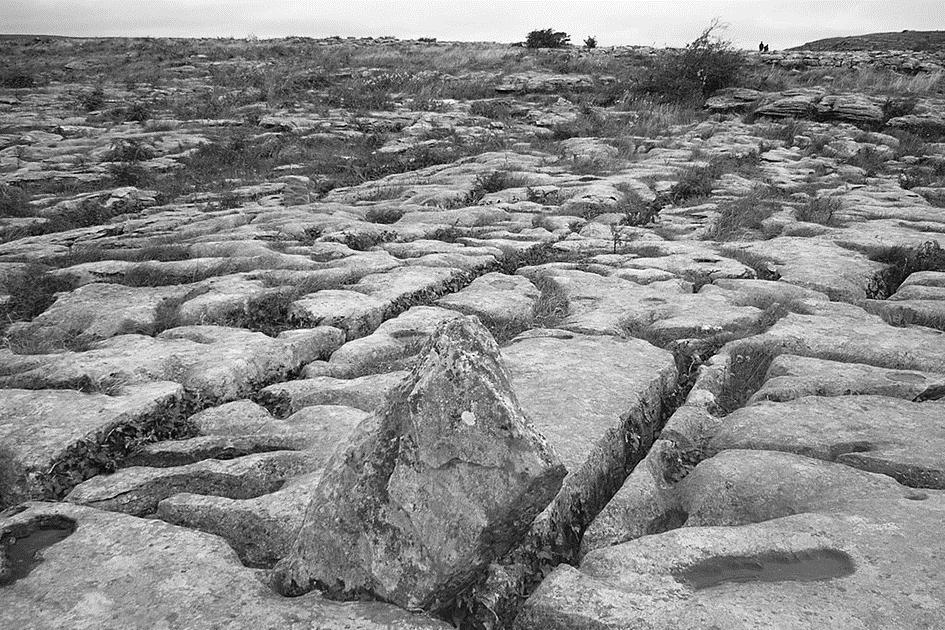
[[272, 316, 565, 609]]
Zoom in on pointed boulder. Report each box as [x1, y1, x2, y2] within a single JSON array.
[[272, 316, 565, 609]]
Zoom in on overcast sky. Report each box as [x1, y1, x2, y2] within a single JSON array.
[[3, 1, 943, 49]]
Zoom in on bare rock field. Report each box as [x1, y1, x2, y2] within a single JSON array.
[[2, 34, 945, 629]]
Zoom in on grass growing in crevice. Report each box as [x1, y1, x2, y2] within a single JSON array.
[[869, 240, 945, 299], [715, 344, 778, 415], [796, 195, 843, 225], [530, 276, 569, 328], [703, 186, 783, 241], [0, 266, 78, 338]]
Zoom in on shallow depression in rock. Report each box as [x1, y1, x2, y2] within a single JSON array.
[[0, 517, 77, 587], [673, 548, 855, 590]]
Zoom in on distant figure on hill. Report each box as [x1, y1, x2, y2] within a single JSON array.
[[764, 43, 769, 52], [759, 41, 764, 52]]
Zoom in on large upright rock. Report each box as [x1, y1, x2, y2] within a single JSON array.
[[272, 316, 565, 609]]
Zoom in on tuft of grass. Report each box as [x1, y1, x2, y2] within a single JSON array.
[[103, 139, 156, 163], [845, 145, 889, 177], [77, 87, 106, 112], [0, 69, 36, 88], [0, 183, 32, 218], [796, 196, 842, 226], [704, 186, 780, 241], [0, 266, 78, 338], [530, 276, 569, 329], [715, 345, 778, 415]]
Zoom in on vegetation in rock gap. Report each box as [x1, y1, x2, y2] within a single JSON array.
[[795, 195, 843, 225], [703, 186, 781, 240], [0, 183, 32, 218]]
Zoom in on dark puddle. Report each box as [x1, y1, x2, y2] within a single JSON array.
[[0, 516, 77, 587], [674, 549, 855, 590]]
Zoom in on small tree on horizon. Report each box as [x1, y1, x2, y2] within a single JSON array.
[[525, 28, 571, 48], [584, 36, 598, 49]]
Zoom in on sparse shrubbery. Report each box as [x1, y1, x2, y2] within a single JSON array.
[[0, 183, 32, 218], [0, 69, 36, 88], [525, 29, 571, 49], [796, 195, 842, 225], [584, 36, 598, 49], [104, 139, 156, 163], [639, 22, 746, 104], [704, 186, 781, 241], [78, 87, 106, 111], [846, 145, 888, 176]]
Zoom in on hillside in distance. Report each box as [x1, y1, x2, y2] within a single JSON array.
[[790, 30, 945, 52]]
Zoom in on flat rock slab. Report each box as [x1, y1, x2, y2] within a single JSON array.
[[723, 237, 886, 301], [501, 329, 676, 540], [518, 450, 945, 630], [751, 311, 945, 373], [256, 371, 408, 417], [157, 473, 322, 568], [526, 268, 762, 341], [324, 306, 463, 379], [6, 282, 192, 346], [0, 326, 344, 403], [750, 354, 945, 403], [0, 502, 450, 630], [437, 272, 539, 338], [65, 450, 319, 516], [712, 395, 945, 488], [0, 383, 185, 508], [289, 289, 387, 340], [350, 265, 467, 316]]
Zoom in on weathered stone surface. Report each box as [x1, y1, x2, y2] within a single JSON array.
[[272, 316, 565, 609], [0, 383, 185, 508], [0, 326, 344, 402], [751, 310, 945, 372], [502, 329, 676, 527], [518, 450, 945, 630], [524, 268, 763, 341], [750, 354, 945, 403], [289, 289, 387, 340], [437, 272, 539, 338], [712, 395, 945, 488], [65, 450, 318, 516], [0, 502, 451, 630], [256, 371, 408, 417], [5, 282, 192, 345]]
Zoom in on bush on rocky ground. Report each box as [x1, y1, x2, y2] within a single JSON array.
[[639, 21, 746, 104], [0, 184, 32, 218], [796, 195, 842, 226], [704, 186, 782, 241], [525, 29, 571, 49]]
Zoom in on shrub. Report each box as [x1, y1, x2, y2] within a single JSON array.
[[584, 36, 598, 49], [109, 101, 152, 123], [0, 183, 31, 218], [639, 21, 746, 103], [796, 196, 842, 225], [0, 70, 35, 88], [104, 139, 156, 163], [704, 186, 779, 240], [525, 29, 571, 49], [0, 266, 77, 335], [78, 87, 106, 111], [846, 145, 888, 177], [882, 97, 917, 122], [470, 99, 517, 120]]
